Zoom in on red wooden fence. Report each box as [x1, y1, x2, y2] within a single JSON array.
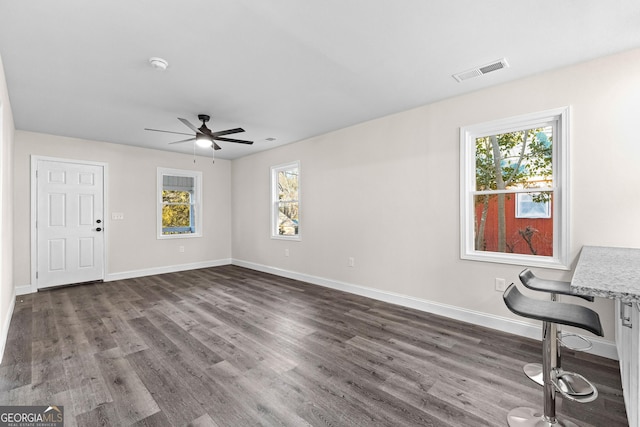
[[475, 194, 553, 256]]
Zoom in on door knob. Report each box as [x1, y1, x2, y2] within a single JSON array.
[[96, 227, 102, 232], [96, 219, 102, 224]]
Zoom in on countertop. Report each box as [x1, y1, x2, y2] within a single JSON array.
[[571, 246, 640, 303]]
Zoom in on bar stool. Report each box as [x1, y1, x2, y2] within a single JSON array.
[[503, 283, 603, 427], [519, 269, 595, 396]]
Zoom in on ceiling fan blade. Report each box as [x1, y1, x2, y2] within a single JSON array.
[[214, 136, 253, 145], [144, 128, 193, 136], [168, 137, 196, 145], [211, 127, 245, 137], [178, 118, 201, 134]]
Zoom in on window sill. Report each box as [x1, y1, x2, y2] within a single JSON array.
[[461, 251, 569, 270], [270, 235, 301, 241], [157, 233, 202, 240]]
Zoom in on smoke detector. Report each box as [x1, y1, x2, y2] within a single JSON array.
[[148, 57, 169, 71], [453, 58, 509, 82]]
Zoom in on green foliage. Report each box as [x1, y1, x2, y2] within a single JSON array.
[[162, 190, 191, 231], [475, 127, 552, 192]]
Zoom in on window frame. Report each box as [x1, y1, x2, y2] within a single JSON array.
[[270, 161, 301, 241], [157, 167, 202, 239], [460, 107, 570, 269]]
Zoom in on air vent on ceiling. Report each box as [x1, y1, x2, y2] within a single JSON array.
[[453, 58, 509, 82]]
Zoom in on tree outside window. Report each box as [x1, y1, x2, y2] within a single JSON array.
[[461, 108, 569, 269], [474, 127, 553, 255], [271, 162, 300, 239], [162, 188, 193, 234], [157, 168, 202, 239]]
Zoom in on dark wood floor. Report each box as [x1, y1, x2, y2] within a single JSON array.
[[0, 265, 628, 426]]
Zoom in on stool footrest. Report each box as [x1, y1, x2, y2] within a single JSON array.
[[523, 364, 599, 403], [552, 370, 598, 403], [557, 333, 592, 352]]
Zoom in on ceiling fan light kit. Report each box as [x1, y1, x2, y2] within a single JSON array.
[[195, 133, 212, 148]]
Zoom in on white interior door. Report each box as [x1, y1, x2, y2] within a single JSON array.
[[36, 159, 105, 288]]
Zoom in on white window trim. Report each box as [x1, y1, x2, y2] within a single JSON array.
[[270, 161, 301, 241], [460, 107, 570, 269], [157, 167, 202, 239]]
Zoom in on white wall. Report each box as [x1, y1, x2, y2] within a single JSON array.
[[232, 48, 640, 351], [13, 132, 232, 289], [0, 53, 16, 363]]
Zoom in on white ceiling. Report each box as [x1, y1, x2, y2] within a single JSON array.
[[1, 1, 639, 159]]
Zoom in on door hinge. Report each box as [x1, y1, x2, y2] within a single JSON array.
[[36, 272, 38, 279]]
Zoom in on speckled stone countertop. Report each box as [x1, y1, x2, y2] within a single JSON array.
[[571, 246, 640, 303]]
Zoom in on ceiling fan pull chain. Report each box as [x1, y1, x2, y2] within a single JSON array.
[[193, 140, 196, 163], [212, 146, 215, 164]]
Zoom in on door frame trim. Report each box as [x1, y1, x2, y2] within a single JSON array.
[[30, 155, 109, 290]]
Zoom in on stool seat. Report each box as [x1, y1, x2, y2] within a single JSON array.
[[519, 269, 594, 302], [503, 284, 603, 337]]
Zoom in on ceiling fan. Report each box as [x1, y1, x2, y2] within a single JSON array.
[[145, 114, 253, 150]]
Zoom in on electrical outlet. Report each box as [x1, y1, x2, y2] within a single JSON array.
[[284, 248, 290, 257], [348, 257, 355, 267], [179, 246, 185, 253], [495, 278, 506, 292]]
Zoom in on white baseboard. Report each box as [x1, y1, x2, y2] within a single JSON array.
[[15, 284, 33, 296], [0, 289, 16, 365], [105, 258, 232, 282], [15, 258, 233, 294], [232, 259, 618, 361]]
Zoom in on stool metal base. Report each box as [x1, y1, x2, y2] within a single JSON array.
[[507, 407, 579, 427], [524, 363, 545, 386]]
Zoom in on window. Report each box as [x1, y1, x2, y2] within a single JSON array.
[[271, 161, 300, 239], [157, 168, 202, 239], [515, 192, 551, 219], [460, 107, 569, 268]]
